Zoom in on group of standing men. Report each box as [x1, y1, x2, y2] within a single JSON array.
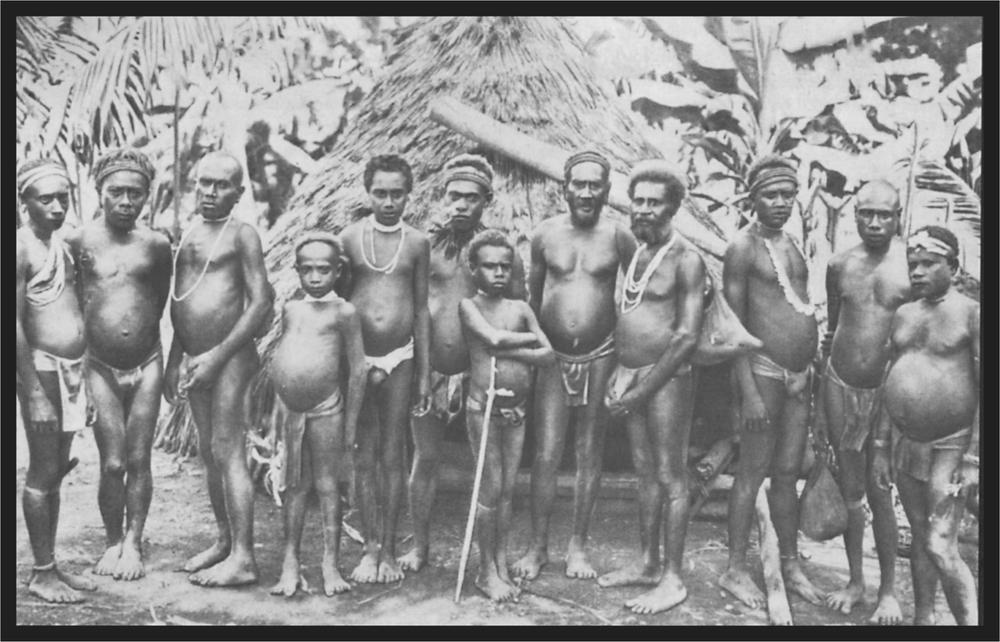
[[16, 141, 978, 625]]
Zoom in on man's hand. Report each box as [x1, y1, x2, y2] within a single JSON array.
[[27, 392, 59, 433], [871, 448, 892, 491], [952, 459, 979, 492], [820, 331, 834, 360], [741, 393, 770, 432], [411, 376, 432, 416], [606, 388, 643, 420], [185, 349, 223, 391], [163, 361, 181, 404]]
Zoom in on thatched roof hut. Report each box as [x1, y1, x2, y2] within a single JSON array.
[[156, 16, 665, 456]]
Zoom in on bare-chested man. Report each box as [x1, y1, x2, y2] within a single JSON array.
[[719, 155, 824, 613], [513, 149, 637, 581], [16, 159, 98, 603], [459, 230, 554, 601], [164, 151, 273, 587], [818, 180, 908, 623], [339, 154, 431, 584], [69, 149, 172, 582], [269, 233, 366, 598], [399, 154, 525, 573], [596, 161, 706, 614], [873, 226, 979, 625]]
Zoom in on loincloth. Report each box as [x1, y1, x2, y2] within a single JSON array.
[[749, 351, 811, 398], [553, 334, 616, 407], [824, 361, 880, 452], [365, 337, 414, 377], [427, 370, 467, 423], [892, 427, 971, 483], [274, 388, 347, 491], [605, 361, 692, 407], [86, 345, 162, 397], [465, 395, 527, 428], [18, 349, 90, 433]]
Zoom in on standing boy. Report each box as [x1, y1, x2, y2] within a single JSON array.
[[459, 230, 554, 601], [70, 148, 172, 581], [268, 233, 367, 597], [339, 154, 431, 584]]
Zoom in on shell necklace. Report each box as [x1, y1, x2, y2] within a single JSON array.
[[756, 222, 817, 317], [170, 215, 233, 302], [620, 234, 676, 314], [362, 217, 405, 274]]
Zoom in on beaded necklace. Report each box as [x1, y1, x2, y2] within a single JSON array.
[[362, 217, 405, 274], [756, 222, 817, 317], [620, 233, 677, 314], [170, 215, 233, 302]]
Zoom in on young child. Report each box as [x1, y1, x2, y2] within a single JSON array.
[[872, 225, 979, 625], [458, 230, 554, 602], [269, 232, 367, 597]]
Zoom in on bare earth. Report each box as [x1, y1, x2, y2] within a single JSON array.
[[15, 426, 978, 627]]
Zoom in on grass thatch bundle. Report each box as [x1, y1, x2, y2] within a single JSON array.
[[155, 16, 664, 457]]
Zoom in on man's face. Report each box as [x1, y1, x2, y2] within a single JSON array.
[[101, 170, 150, 231], [443, 179, 489, 232], [855, 190, 899, 250], [753, 179, 797, 230], [295, 242, 340, 298], [630, 181, 679, 244], [195, 156, 244, 220], [471, 245, 513, 295], [907, 248, 955, 300], [368, 170, 409, 227], [22, 175, 71, 232], [564, 162, 609, 228]]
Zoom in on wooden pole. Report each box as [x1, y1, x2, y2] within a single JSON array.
[[172, 85, 181, 240], [755, 482, 792, 625]]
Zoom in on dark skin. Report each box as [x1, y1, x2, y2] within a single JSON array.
[[16, 173, 97, 603]]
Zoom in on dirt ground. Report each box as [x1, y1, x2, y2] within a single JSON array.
[[15, 425, 979, 628]]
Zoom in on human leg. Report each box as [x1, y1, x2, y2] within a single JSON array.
[[86, 365, 128, 576], [626, 372, 694, 614], [182, 387, 230, 572], [375, 360, 412, 583], [512, 364, 568, 580], [308, 412, 351, 595], [350, 393, 380, 583], [400, 408, 445, 572], [566, 356, 614, 579], [498, 409, 527, 586], [865, 443, 902, 624], [270, 453, 311, 597], [895, 471, 938, 625]]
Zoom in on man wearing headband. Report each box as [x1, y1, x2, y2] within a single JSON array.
[[513, 148, 637, 582], [16, 158, 97, 602], [339, 154, 431, 585], [164, 150, 273, 587], [719, 155, 824, 615], [873, 225, 979, 625], [399, 154, 526, 574], [818, 180, 908, 624], [597, 160, 707, 615], [68, 148, 171, 582]]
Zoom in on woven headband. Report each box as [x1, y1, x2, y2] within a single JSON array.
[[564, 150, 611, 176], [96, 158, 153, 186], [296, 232, 342, 256], [907, 231, 956, 257], [444, 168, 492, 194], [750, 166, 798, 194], [18, 163, 70, 196]]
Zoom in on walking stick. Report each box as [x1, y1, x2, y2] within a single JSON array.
[[455, 356, 513, 603]]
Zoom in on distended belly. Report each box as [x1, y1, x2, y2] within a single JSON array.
[[540, 284, 616, 354], [884, 354, 977, 437]]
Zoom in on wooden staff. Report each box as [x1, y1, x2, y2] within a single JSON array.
[[755, 481, 792, 625]]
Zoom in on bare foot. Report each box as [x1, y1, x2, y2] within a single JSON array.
[[511, 549, 547, 581], [475, 569, 518, 602], [597, 561, 661, 588], [914, 612, 936, 626], [350, 551, 379, 584], [93, 543, 122, 576], [321, 560, 351, 596], [113, 544, 145, 581], [868, 594, 903, 625], [55, 566, 97, 592], [27, 568, 84, 604], [625, 575, 688, 614], [719, 568, 766, 609], [825, 581, 863, 614], [182, 541, 229, 573], [269, 562, 305, 597], [188, 554, 258, 587], [782, 559, 824, 606], [397, 548, 427, 573], [376, 557, 404, 583], [565, 545, 597, 579]]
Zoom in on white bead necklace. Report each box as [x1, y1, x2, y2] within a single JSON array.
[[756, 223, 817, 317], [170, 215, 233, 302], [362, 217, 405, 274], [620, 234, 677, 314]]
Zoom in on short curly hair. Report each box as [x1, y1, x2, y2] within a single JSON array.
[[363, 154, 413, 193], [295, 231, 343, 262], [468, 229, 514, 267], [627, 159, 686, 203]]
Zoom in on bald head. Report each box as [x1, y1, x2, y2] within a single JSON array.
[[855, 179, 901, 247], [198, 151, 244, 185], [856, 180, 900, 212], [194, 151, 245, 219]]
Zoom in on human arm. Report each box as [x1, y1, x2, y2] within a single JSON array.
[[458, 299, 540, 349], [186, 224, 274, 389], [527, 229, 545, 315], [608, 251, 706, 419], [163, 329, 185, 404], [723, 237, 768, 432], [822, 257, 842, 359], [341, 302, 368, 450], [15, 239, 57, 431], [955, 302, 980, 489], [412, 235, 432, 414], [615, 221, 638, 276], [870, 322, 898, 490], [493, 302, 555, 367], [151, 231, 173, 321], [507, 248, 528, 301]]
